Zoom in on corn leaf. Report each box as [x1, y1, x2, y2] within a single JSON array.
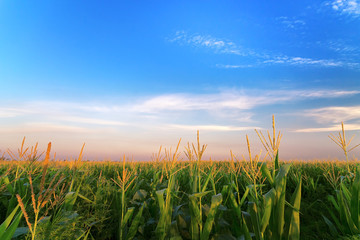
[[249, 202, 263, 240], [322, 215, 339, 237], [274, 164, 291, 239], [350, 166, 360, 227], [201, 193, 222, 240], [126, 204, 144, 240], [0, 211, 23, 240], [261, 163, 274, 186], [261, 188, 275, 234], [287, 177, 302, 240], [0, 205, 20, 236]]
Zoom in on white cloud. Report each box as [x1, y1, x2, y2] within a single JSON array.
[[216, 64, 255, 69], [0, 123, 90, 134], [171, 31, 359, 70], [296, 90, 360, 98], [264, 56, 345, 67], [2, 90, 358, 119], [326, 40, 359, 54], [331, 0, 360, 16], [0, 107, 33, 118], [169, 31, 256, 57], [294, 105, 360, 132], [1, 90, 359, 136], [303, 106, 360, 123], [167, 124, 259, 132], [131, 93, 257, 112], [59, 117, 127, 126], [131, 90, 360, 113], [276, 16, 306, 29], [295, 124, 360, 132]]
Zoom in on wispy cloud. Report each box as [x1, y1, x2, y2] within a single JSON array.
[[295, 123, 360, 132], [223, 56, 359, 69], [168, 31, 257, 56], [216, 64, 255, 69], [0, 107, 33, 118], [131, 93, 256, 112], [326, 40, 359, 54], [167, 124, 259, 132], [131, 90, 360, 113], [330, 0, 360, 16], [263, 56, 346, 67], [0, 123, 90, 134], [1, 90, 359, 136], [295, 105, 360, 132], [170, 31, 358, 69], [59, 117, 127, 126], [303, 106, 360, 123], [276, 16, 306, 29]]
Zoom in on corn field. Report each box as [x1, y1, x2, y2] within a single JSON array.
[[0, 118, 360, 239]]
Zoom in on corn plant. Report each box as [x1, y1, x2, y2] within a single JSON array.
[[323, 165, 360, 237], [16, 142, 66, 240], [112, 155, 144, 240], [255, 115, 283, 175], [155, 139, 182, 240], [185, 131, 223, 240], [244, 163, 302, 240], [329, 122, 359, 173]]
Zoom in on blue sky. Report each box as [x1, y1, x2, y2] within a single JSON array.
[[0, 0, 359, 160]]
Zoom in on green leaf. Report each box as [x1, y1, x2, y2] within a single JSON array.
[[261, 163, 274, 186], [132, 190, 148, 201], [201, 165, 215, 193], [126, 204, 144, 240], [190, 191, 212, 199], [339, 190, 358, 234], [327, 195, 340, 212], [123, 207, 135, 227], [201, 194, 222, 240], [261, 188, 275, 234], [75, 228, 91, 240], [78, 193, 94, 204], [287, 177, 302, 240], [229, 191, 242, 224], [155, 188, 170, 240], [350, 166, 360, 227], [274, 151, 279, 173], [274, 164, 291, 239], [0, 211, 23, 240], [248, 202, 262, 240], [169, 236, 183, 240], [155, 189, 166, 214], [240, 187, 250, 207], [324, 202, 345, 235], [322, 215, 339, 237], [64, 180, 82, 211], [0, 205, 20, 236], [189, 194, 202, 226], [242, 214, 252, 240]]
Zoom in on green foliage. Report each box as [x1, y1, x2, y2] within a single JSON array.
[[0, 151, 360, 239], [324, 165, 360, 238], [0, 205, 23, 240], [241, 164, 302, 240]]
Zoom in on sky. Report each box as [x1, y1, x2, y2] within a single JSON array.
[[0, 0, 360, 161]]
